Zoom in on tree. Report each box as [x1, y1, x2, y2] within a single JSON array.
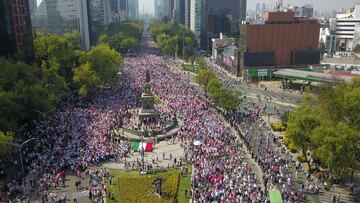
[[286, 77, 360, 179], [120, 37, 138, 52], [318, 78, 360, 131], [150, 21, 197, 58], [353, 44, 360, 54], [184, 35, 196, 60], [73, 63, 101, 96], [212, 88, 240, 112], [195, 70, 217, 88], [287, 93, 320, 170], [0, 131, 14, 157], [196, 57, 207, 68], [312, 123, 360, 179], [98, 22, 143, 54], [34, 34, 81, 84], [319, 39, 326, 56], [336, 38, 341, 51], [206, 78, 222, 95], [64, 31, 81, 49], [40, 59, 68, 103], [81, 44, 122, 83], [0, 58, 53, 131]]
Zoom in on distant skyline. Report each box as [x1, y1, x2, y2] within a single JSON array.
[[137, 0, 358, 14], [35, 0, 358, 14], [248, 0, 357, 12]]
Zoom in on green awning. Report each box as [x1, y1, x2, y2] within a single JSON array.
[[269, 191, 283, 203]]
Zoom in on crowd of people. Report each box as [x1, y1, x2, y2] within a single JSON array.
[[125, 56, 268, 202], [1, 67, 136, 202], [1, 53, 308, 203]]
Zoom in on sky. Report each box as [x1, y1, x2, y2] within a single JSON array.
[[137, 0, 357, 14], [36, 0, 357, 14], [139, 0, 155, 14]]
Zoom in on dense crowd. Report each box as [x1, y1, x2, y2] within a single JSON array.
[[2, 54, 307, 203], [1, 68, 136, 202], [125, 56, 267, 202]]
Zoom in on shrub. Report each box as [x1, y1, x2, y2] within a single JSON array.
[[270, 122, 286, 132], [297, 154, 306, 163], [289, 143, 298, 153], [309, 165, 318, 173]]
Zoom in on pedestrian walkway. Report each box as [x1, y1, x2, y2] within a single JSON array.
[[103, 140, 185, 170]]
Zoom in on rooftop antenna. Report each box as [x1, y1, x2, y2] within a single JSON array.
[[276, 0, 283, 11]]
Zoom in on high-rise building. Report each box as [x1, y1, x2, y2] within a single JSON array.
[[320, 28, 337, 54], [128, 0, 139, 20], [190, 0, 202, 39], [32, 0, 80, 34], [109, 0, 129, 22], [191, 0, 247, 51], [79, 0, 103, 51], [100, 0, 112, 25], [300, 4, 314, 17], [154, 0, 166, 19], [173, 0, 185, 25], [261, 3, 266, 13], [0, 0, 34, 62], [28, 0, 37, 16], [184, 0, 191, 29], [256, 3, 260, 14], [336, 5, 360, 51]]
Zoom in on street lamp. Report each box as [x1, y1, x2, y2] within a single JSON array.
[[31, 109, 54, 120], [0, 138, 37, 176]]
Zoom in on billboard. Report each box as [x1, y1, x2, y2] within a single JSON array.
[[291, 50, 320, 65], [244, 51, 275, 67]]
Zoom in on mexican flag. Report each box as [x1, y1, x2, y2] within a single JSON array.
[[131, 142, 154, 152]]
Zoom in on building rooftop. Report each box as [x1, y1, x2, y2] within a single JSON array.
[[322, 57, 360, 66], [273, 68, 354, 83]]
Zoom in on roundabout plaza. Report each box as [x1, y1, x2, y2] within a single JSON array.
[[5, 53, 319, 203]]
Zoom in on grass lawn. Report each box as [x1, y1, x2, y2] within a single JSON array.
[[105, 168, 191, 203], [183, 64, 206, 74], [177, 165, 192, 203]]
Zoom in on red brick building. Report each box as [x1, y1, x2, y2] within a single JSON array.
[[240, 12, 320, 69], [0, 0, 34, 62]]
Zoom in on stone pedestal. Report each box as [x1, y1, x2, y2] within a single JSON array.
[[138, 70, 159, 123]]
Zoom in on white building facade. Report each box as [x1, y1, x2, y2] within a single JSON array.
[[336, 4, 360, 51], [190, 0, 201, 38]]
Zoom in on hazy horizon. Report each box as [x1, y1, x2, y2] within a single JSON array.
[[138, 0, 357, 14], [36, 0, 358, 15]]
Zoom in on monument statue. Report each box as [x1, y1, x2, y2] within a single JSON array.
[[145, 69, 150, 83], [138, 69, 159, 124]]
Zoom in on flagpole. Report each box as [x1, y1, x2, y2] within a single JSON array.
[[141, 130, 145, 171]]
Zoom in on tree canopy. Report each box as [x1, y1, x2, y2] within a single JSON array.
[[98, 22, 143, 54], [73, 63, 101, 96], [0, 58, 53, 131], [80, 44, 122, 83], [286, 78, 360, 179], [150, 21, 196, 59], [0, 32, 123, 133], [195, 70, 217, 88], [195, 69, 241, 112], [0, 131, 14, 157]]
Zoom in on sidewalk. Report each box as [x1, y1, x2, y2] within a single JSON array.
[[102, 140, 185, 170]]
